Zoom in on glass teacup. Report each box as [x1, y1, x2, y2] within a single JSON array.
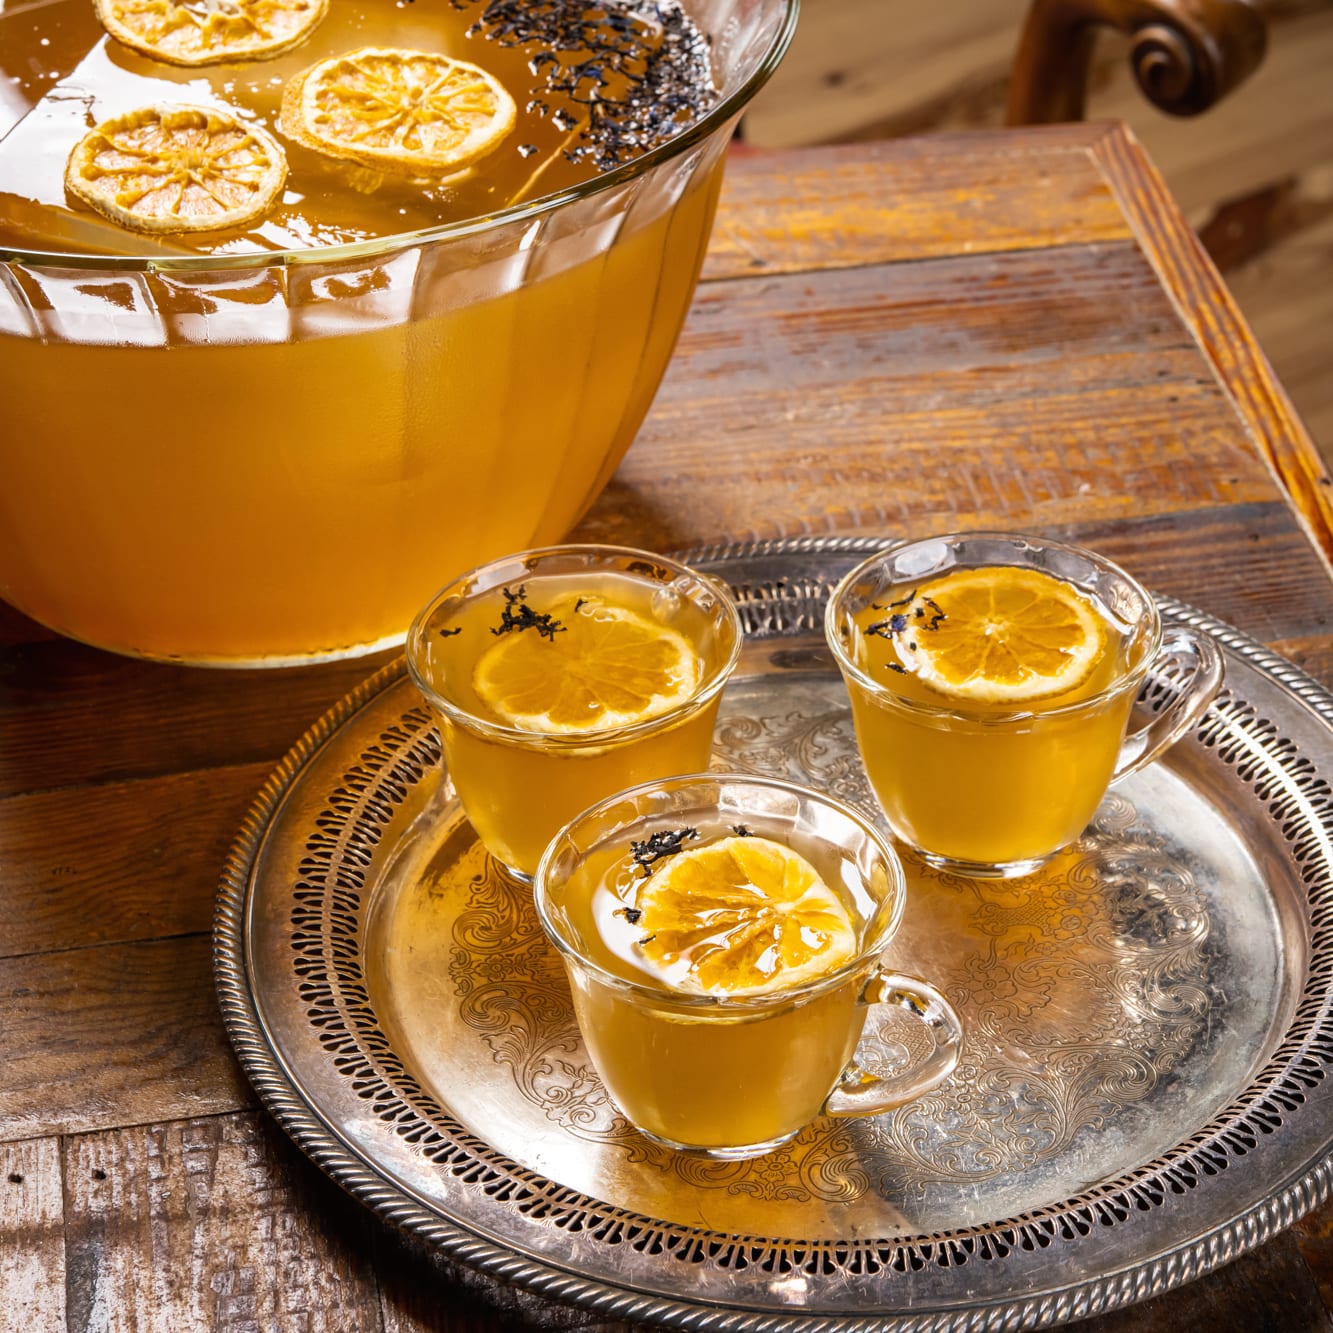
[[406, 544, 742, 880], [825, 531, 1225, 879], [533, 772, 964, 1159]]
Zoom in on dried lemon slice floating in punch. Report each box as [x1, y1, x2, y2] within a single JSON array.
[[281, 47, 516, 178], [472, 592, 701, 734], [93, 0, 327, 66], [65, 105, 287, 234], [635, 836, 859, 997], [893, 566, 1107, 704]]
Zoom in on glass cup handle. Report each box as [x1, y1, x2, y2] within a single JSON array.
[[1112, 625, 1225, 783], [823, 971, 963, 1118]]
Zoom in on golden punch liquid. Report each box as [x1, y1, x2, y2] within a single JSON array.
[[843, 566, 1143, 869], [0, 0, 717, 252], [555, 820, 875, 1152], [412, 566, 735, 877], [0, 0, 721, 664]]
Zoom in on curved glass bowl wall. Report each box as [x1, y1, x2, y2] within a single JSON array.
[[0, 0, 796, 666]]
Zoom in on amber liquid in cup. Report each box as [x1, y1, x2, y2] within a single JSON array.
[[406, 547, 742, 879], [0, 0, 788, 663], [559, 824, 876, 1152], [846, 580, 1141, 869], [535, 773, 963, 1158], [826, 533, 1225, 879]]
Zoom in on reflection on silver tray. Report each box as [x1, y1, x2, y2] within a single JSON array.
[[215, 537, 1333, 1332]]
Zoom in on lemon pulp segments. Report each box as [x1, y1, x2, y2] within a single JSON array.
[[64, 105, 288, 234], [281, 47, 516, 178], [93, 0, 328, 67], [471, 593, 702, 734], [889, 565, 1108, 704], [635, 836, 859, 996]]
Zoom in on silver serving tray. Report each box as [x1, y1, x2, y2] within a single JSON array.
[[214, 537, 1333, 1331]]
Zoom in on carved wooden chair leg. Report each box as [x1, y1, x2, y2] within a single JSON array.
[[1006, 0, 1268, 125]]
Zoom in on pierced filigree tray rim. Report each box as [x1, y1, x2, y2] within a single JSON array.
[[214, 535, 1333, 1332]]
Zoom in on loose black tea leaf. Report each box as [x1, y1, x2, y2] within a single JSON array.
[[630, 826, 698, 876], [490, 585, 566, 640], [450, 0, 716, 171]]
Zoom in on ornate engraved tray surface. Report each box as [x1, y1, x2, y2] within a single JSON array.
[[215, 537, 1333, 1331]]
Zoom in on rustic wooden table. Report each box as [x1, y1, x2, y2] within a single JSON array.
[[4, 120, 1333, 1331]]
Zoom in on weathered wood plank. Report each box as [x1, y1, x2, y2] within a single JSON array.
[[0, 936, 251, 1142], [64, 1113, 382, 1332], [1089, 126, 1333, 566], [739, 2, 1333, 479], [0, 762, 271, 959], [1, 1137, 66, 1332], [584, 242, 1285, 558], [0, 639, 394, 800], [1054, 503, 1333, 655], [707, 129, 1130, 279]]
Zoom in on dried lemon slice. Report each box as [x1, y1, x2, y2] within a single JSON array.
[[635, 836, 859, 997], [472, 592, 701, 734], [281, 47, 516, 178], [65, 105, 287, 234], [93, 0, 327, 67], [893, 566, 1107, 704]]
